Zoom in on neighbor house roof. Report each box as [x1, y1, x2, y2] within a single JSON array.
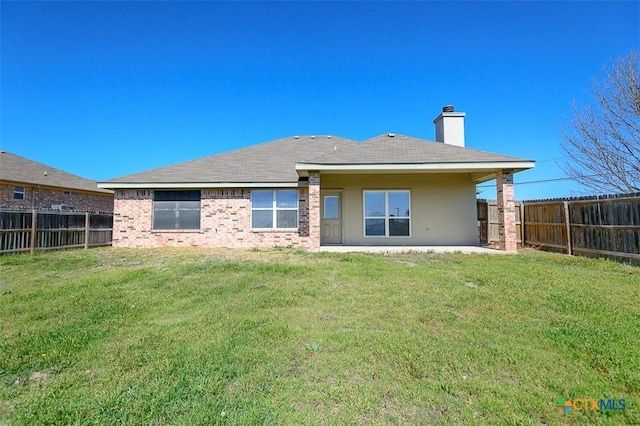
[[99, 134, 535, 189], [0, 150, 112, 194]]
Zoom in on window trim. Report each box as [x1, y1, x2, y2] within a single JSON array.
[[13, 186, 25, 200], [251, 189, 299, 230], [152, 190, 201, 231], [363, 190, 411, 238]]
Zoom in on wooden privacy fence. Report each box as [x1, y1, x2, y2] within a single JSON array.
[[0, 210, 113, 254], [478, 193, 640, 264], [477, 200, 523, 246]]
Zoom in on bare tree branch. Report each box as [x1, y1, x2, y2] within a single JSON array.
[[560, 50, 640, 193]]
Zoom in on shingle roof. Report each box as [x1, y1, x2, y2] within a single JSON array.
[[101, 134, 533, 185], [0, 150, 112, 194], [105, 136, 358, 184], [311, 133, 531, 164]]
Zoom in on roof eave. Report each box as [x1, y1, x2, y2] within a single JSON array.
[[0, 179, 114, 195], [295, 161, 535, 175], [97, 181, 306, 190]]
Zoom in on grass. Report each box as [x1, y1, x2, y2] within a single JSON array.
[[0, 247, 639, 425]]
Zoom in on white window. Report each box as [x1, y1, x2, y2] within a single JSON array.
[[13, 186, 25, 200], [251, 190, 298, 229], [363, 190, 410, 237]]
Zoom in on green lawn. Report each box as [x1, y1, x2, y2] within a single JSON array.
[[0, 248, 638, 425]]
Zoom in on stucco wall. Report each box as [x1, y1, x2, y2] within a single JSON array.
[[113, 186, 320, 249], [320, 173, 478, 246], [0, 183, 114, 212]]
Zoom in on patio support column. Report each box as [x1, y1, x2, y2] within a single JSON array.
[[308, 172, 321, 249], [496, 170, 517, 252]]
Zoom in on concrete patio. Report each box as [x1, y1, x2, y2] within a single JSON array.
[[316, 245, 509, 254]]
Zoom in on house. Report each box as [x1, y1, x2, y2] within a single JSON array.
[[0, 150, 114, 212], [99, 106, 534, 251]]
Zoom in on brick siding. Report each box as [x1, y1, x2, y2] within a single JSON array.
[[113, 183, 321, 249], [0, 184, 114, 212], [496, 171, 518, 252]]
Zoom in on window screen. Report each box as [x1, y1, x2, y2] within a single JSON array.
[[153, 190, 201, 230]]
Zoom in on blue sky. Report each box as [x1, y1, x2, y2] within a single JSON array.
[[2, 1, 638, 200]]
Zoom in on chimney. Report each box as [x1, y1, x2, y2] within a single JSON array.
[[433, 105, 466, 147]]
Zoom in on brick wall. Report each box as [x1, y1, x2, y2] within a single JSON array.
[[0, 184, 114, 212], [496, 171, 517, 252], [308, 173, 321, 247], [113, 187, 320, 249]]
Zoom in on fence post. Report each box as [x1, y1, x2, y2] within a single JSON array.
[[84, 212, 90, 249], [520, 203, 526, 246], [29, 209, 37, 254], [563, 201, 572, 255], [477, 200, 486, 245]]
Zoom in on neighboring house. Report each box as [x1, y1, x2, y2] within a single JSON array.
[[0, 150, 114, 212], [99, 106, 534, 251]]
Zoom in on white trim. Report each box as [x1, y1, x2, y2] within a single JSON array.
[[295, 161, 535, 172], [250, 189, 299, 230], [363, 190, 411, 238], [432, 111, 466, 124], [13, 186, 25, 200], [99, 162, 535, 189], [98, 182, 304, 189]]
